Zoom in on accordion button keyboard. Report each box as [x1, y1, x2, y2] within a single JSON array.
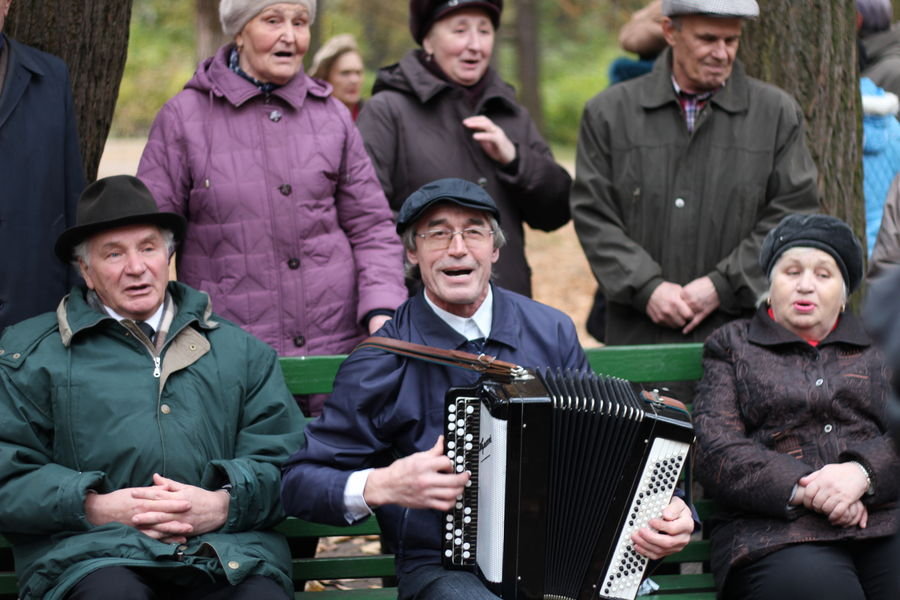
[[600, 438, 690, 599], [443, 396, 481, 567]]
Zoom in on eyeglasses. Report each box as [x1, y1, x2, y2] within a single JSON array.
[[416, 227, 494, 250]]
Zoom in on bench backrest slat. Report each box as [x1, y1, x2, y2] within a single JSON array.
[[277, 343, 705, 395]]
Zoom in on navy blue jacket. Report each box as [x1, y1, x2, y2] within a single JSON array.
[[0, 36, 84, 333], [281, 286, 589, 574]]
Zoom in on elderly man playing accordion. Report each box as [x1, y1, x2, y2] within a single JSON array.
[[281, 178, 695, 600]]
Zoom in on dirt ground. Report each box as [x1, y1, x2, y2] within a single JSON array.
[[527, 222, 600, 348], [99, 139, 602, 348]]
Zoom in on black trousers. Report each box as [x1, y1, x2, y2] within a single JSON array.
[[724, 537, 897, 600], [64, 566, 290, 600]]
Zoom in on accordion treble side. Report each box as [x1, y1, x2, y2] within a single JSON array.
[[442, 368, 695, 600]]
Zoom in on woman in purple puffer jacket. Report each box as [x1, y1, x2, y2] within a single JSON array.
[[137, 0, 406, 416]]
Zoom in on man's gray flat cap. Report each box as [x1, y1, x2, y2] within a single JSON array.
[[662, 0, 759, 18]]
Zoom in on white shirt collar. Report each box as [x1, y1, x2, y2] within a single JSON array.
[[423, 286, 493, 341], [103, 302, 164, 332]]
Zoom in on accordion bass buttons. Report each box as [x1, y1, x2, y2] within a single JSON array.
[[443, 396, 481, 567]]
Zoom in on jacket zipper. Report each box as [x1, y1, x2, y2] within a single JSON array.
[[153, 356, 161, 379]]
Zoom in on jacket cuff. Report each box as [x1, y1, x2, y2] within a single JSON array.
[[65, 470, 107, 530], [708, 270, 737, 313], [838, 451, 882, 502], [634, 276, 665, 313], [499, 153, 520, 176], [362, 309, 396, 328], [356, 290, 406, 328]]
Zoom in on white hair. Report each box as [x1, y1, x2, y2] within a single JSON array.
[[73, 228, 176, 268]]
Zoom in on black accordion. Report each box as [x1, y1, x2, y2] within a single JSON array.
[[441, 368, 694, 600]]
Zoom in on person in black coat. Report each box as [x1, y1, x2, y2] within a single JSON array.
[[864, 260, 900, 598], [0, 0, 85, 333]]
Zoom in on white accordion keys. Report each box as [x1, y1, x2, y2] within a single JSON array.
[[599, 438, 690, 599]]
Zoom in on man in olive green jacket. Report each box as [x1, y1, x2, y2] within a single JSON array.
[[571, 0, 819, 346], [0, 176, 305, 599]]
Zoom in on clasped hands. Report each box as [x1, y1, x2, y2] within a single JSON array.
[[85, 473, 230, 544], [790, 462, 870, 528], [647, 277, 720, 334], [364, 437, 694, 560]]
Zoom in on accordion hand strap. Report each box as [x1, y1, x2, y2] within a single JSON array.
[[640, 389, 689, 413], [355, 336, 524, 378]]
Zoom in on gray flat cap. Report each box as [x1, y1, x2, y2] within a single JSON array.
[[662, 0, 759, 18]]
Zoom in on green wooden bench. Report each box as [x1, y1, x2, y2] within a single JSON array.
[[0, 344, 712, 599]]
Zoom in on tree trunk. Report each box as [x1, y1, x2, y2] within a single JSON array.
[[514, 0, 544, 133], [310, 0, 325, 61], [196, 0, 229, 62], [359, 0, 401, 74], [741, 0, 862, 232], [5, 0, 133, 183], [741, 0, 863, 301]]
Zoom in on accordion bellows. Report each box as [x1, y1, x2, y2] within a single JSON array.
[[442, 368, 694, 600]]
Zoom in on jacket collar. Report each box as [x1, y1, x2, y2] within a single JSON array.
[[409, 284, 519, 353], [747, 304, 872, 349], [639, 47, 750, 116], [3, 37, 46, 77], [189, 43, 330, 111], [376, 49, 518, 114], [57, 282, 219, 347]]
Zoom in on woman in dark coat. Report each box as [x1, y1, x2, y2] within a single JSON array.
[[693, 214, 899, 600], [356, 0, 571, 298]]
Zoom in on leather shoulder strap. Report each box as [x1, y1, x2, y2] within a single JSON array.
[[355, 336, 525, 379]]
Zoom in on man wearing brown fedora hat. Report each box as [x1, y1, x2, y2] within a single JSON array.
[[0, 175, 304, 599]]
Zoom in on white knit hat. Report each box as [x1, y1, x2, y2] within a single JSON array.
[[219, 0, 317, 37], [662, 0, 758, 18]]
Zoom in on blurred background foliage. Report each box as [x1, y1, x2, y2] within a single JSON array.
[[111, 0, 643, 147]]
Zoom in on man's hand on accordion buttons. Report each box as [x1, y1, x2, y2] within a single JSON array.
[[630, 496, 693, 560], [363, 436, 470, 511]]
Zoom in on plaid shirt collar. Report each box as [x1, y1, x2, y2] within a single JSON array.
[[671, 77, 720, 133]]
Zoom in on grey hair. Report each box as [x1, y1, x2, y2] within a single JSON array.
[[402, 215, 506, 280], [73, 228, 176, 268]]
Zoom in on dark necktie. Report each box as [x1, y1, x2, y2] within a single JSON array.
[[463, 337, 486, 354], [137, 321, 155, 342]]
